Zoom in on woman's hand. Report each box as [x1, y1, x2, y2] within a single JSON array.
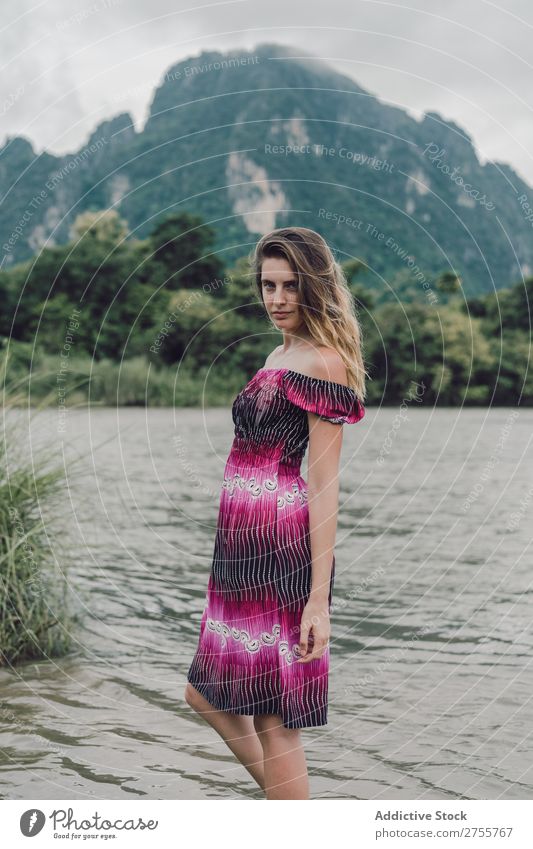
[[296, 599, 330, 663]]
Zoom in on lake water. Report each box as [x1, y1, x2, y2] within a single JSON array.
[[1, 405, 532, 800]]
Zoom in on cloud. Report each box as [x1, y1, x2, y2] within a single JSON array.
[[1, 0, 532, 183]]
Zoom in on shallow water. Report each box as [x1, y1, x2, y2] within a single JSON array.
[[1, 405, 532, 799]]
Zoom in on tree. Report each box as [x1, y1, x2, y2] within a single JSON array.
[[342, 258, 368, 283], [435, 270, 462, 296], [489, 328, 533, 404], [363, 301, 494, 404], [69, 209, 129, 245], [146, 212, 225, 290]]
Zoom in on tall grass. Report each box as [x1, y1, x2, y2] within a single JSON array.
[[0, 359, 74, 667], [0, 340, 246, 666], [4, 343, 246, 406]]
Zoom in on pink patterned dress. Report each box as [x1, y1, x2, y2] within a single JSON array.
[[187, 367, 365, 728]]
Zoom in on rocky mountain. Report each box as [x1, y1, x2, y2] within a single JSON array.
[[1, 42, 532, 295]]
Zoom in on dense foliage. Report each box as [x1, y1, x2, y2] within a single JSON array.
[[0, 209, 530, 407]]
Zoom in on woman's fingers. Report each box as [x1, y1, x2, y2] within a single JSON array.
[[298, 619, 310, 657], [296, 636, 329, 663]]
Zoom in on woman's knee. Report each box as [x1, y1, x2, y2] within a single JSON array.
[[253, 713, 297, 742], [184, 682, 207, 712]]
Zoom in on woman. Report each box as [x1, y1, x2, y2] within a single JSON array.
[[185, 227, 366, 800]]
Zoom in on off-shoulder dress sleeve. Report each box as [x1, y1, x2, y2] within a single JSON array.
[[281, 369, 365, 425]]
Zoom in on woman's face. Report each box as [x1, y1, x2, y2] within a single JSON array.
[[260, 256, 304, 333]]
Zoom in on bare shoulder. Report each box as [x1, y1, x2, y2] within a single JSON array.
[[263, 345, 284, 368], [307, 347, 349, 387]]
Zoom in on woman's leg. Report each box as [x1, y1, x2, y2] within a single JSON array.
[[253, 714, 310, 799], [184, 683, 265, 790]]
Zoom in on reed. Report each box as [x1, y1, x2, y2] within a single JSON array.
[[4, 344, 245, 406], [0, 356, 73, 667]]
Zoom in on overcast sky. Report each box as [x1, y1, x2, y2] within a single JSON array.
[[2, 0, 532, 185]]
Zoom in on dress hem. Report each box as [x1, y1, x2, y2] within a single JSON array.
[[186, 673, 328, 730]]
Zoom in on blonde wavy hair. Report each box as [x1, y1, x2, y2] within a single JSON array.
[[251, 226, 368, 401]]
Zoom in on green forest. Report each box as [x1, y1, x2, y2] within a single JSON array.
[[0, 209, 530, 407]]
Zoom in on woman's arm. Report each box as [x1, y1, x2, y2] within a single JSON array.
[[308, 417, 343, 601], [295, 350, 349, 664], [296, 412, 344, 664]]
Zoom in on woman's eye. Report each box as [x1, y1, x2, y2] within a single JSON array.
[[262, 281, 297, 290]]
